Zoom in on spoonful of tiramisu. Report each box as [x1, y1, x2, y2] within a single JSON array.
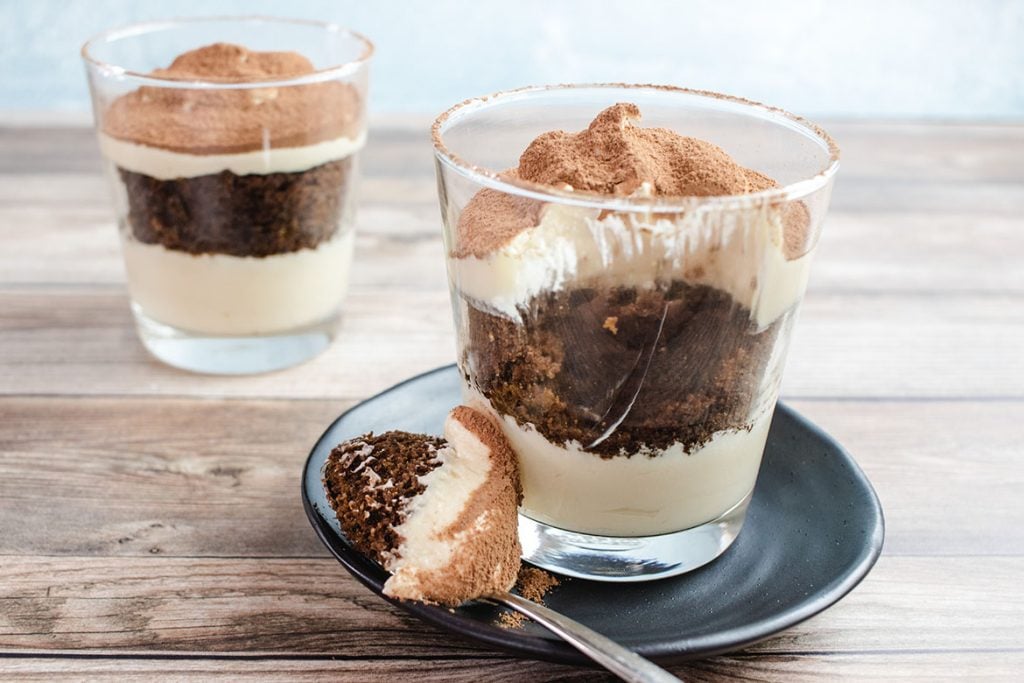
[[323, 405, 680, 683]]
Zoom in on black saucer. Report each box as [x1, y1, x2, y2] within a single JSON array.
[[302, 365, 884, 664]]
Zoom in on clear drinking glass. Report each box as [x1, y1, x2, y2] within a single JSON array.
[[81, 17, 372, 374], [432, 85, 839, 581]]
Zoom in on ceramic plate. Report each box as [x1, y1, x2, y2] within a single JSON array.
[[302, 365, 884, 663]]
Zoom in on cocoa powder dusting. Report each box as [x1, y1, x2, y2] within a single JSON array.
[[103, 43, 362, 154], [517, 566, 560, 602], [152, 43, 315, 82], [518, 102, 775, 197], [497, 611, 523, 629], [498, 566, 562, 629], [783, 201, 813, 258], [457, 102, 809, 258], [453, 177, 543, 258]]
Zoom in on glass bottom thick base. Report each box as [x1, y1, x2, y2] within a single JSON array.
[[132, 305, 339, 375], [518, 491, 752, 582]]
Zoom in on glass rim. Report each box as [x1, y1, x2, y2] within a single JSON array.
[[80, 15, 374, 89], [431, 83, 841, 213]]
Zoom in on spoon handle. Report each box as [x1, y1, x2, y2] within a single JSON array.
[[487, 591, 681, 683]]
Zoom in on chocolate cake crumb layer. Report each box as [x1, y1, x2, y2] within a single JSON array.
[[465, 281, 784, 457], [103, 43, 362, 155], [119, 157, 352, 256], [324, 431, 444, 564]]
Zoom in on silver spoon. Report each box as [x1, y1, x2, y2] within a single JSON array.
[[484, 591, 681, 682]]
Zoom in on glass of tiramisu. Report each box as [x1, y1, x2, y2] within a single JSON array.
[[82, 17, 372, 373], [432, 86, 839, 580]]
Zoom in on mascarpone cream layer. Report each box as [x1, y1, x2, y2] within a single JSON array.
[[384, 416, 498, 600], [497, 404, 770, 537], [123, 229, 354, 336], [452, 203, 813, 329], [99, 130, 366, 180]]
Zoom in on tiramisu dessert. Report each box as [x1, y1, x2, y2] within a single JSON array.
[[324, 406, 522, 606], [98, 43, 365, 335], [448, 103, 816, 537]]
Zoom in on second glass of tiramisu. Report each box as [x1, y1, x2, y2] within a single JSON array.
[[433, 85, 839, 580], [82, 17, 372, 373]]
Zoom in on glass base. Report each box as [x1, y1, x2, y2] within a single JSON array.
[[518, 491, 752, 582], [132, 305, 339, 375]]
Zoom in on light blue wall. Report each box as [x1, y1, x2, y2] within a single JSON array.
[[2, 0, 1022, 119]]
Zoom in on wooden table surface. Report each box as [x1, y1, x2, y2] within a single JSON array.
[[1, 121, 1022, 681]]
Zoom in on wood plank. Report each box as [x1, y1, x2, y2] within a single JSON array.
[[0, 124, 1021, 294], [0, 398, 1020, 558], [0, 174, 441, 210], [0, 288, 456, 401], [1, 122, 1019, 679], [4, 167, 1024, 215], [4, 122, 1023, 182], [0, 125, 436, 178], [0, 203, 450, 291], [0, 658, 609, 683], [829, 122, 1024, 184], [0, 555, 1021, 656], [4, 124, 1023, 231], [0, 397, 341, 558], [2, 199, 1022, 296], [693, 652, 1024, 682], [2, 652, 1021, 683], [783, 292, 1024, 399], [0, 556, 479, 657], [809, 212, 1024, 295], [829, 178, 1024, 214], [3, 652, 1016, 683], [0, 288, 1020, 400], [791, 400, 1024, 557]]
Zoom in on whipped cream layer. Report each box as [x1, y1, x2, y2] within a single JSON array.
[[122, 229, 354, 336], [466, 384, 773, 537], [452, 202, 813, 329], [99, 130, 366, 180]]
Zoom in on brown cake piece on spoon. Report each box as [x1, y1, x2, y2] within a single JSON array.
[[324, 406, 522, 606]]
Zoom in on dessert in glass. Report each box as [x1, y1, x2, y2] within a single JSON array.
[[81, 18, 372, 373], [432, 86, 839, 580]]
